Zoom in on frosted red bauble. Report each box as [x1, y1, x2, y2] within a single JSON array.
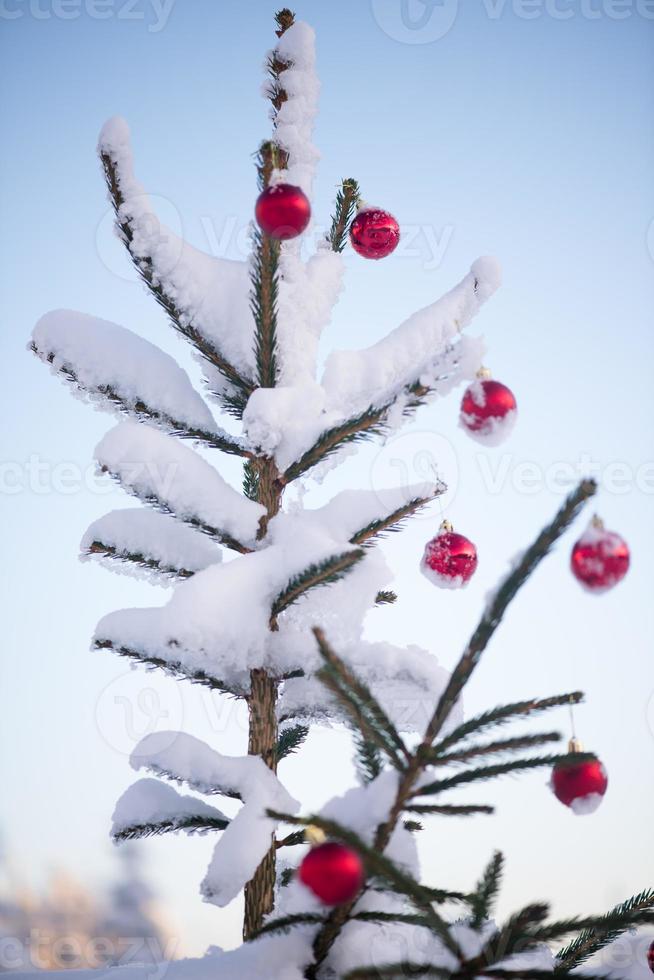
[[647, 939, 654, 973], [299, 842, 364, 905], [570, 520, 629, 593], [255, 183, 311, 239], [551, 758, 608, 815], [349, 208, 400, 259], [460, 378, 517, 445], [421, 526, 478, 589]]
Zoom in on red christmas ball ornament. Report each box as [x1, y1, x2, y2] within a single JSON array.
[[460, 369, 517, 446], [570, 517, 630, 593], [349, 207, 400, 259], [255, 183, 311, 240], [299, 840, 364, 906], [551, 740, 608, 815], [647, 939, 654, 973], [420, 520, 478, 589]]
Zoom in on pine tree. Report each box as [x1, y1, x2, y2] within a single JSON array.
[[31, 10, 652, 979]]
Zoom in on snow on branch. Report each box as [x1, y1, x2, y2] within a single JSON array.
[[251, 260, 500, 480], [321, 258, 501, 420], [281, 403, 389, 482], [94, 422, 265, 552], [94, 633, 241, 696], [98, 116, 256, 414], [131, 732, 299, 908], [131, 731, 248, 796], [276, 247, 345, 388], [31, 310, 247, 455], [261, 18, 345, 389], [93, 500, 384, 691], [269, 20, 320, 195], [112, 778, 229, 841], [270, 549, 365, 622], [81, 508, 222, 584]]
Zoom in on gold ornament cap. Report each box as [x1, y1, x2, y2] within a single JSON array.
[[568, 737, 584, 753], [476, 366, 492, 380], [591, 514, 605, 531], [439, 519, 454, 533], [305, 825, 327, 847]]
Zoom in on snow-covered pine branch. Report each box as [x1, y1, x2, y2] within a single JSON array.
[[321, 256, 501, 419], [91, 487, 421, 695], [130, 732, 299, 907], [112, 778, 229, 841], [245, 258, 500, 480], [94, 422, 265, 552], [31, 310, 248, 455], [98, 116, 256, 415], [80, 508, 222, 583]]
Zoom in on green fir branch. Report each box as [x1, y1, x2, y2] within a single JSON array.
[[487, 972, 618, 980], [318, 668, 402, 768], [344, 965, 451, 979], [94, 639, 244, 696], [315, 627, 411, 769], [472, 903, 551, 968], [433, 693, 584, 757], [404, 819, 423, 832], [470, 851, 504, 929], [252, 913, 324, 940], [555, 889, 654, 970], [113, 813, 228, 841], [432, 731, 562, 766], [375, 590, 398, 605], [352, 911, 433, 929], [267, 810, 461, 954], [283, 405, 389, 483], [278, 867, 295, 888], [275, 830, 306, 849], [265, 9, 295, 141], [276, 724, 310, 761], [250, 217, 280, 388], [406, 803, 494, 817], [305, 484, 597, 977], [251, 3, 297, 394], [329, 178, 361, 252], [271, 549, 365, 620], [242, 459, 260, 501], [84, 540, 196, 580], [350, 491, 443, 547], [414, 752, 596, 798], [354, 735, 384, 784]]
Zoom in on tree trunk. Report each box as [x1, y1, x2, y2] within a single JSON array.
[[242, 458, 283, 940], [243, 668, 279, 939]]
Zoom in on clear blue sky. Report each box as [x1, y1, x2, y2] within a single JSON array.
[[1, 0, 653, 958]]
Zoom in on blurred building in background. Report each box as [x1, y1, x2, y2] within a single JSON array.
[[0, 842, 175, 972]]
